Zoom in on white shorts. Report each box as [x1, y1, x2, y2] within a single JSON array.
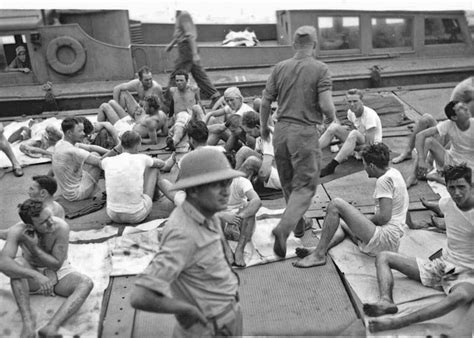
[[358, 224, 405, 256], [107, 194, 153, 224], [113, 115, 135, 137], [30, 260, 76, 295], [417, 257, 474, 294], [75, 170, 100, 201]]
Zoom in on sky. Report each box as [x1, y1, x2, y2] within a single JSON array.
[[1, 0, 474, 23]]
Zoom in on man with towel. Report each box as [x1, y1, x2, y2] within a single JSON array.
[[0, 199, 93, 337], [364, 163, 474, 332], [130, 147, 243, 337], [260, 25, 336, 257]]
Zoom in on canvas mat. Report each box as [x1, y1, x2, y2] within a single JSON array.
[[327, 228, 474, 336], [0, 239, 111, 337], [110, 211, 302, 276]]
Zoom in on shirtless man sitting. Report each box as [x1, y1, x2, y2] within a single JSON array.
[[319, 88, 382, 177], [293, 143, 409, 268], [98, 95, 168, 145], [364, 164, 474, 333], [17, 125, 63, 158], [406, 100, 474, 187], [113, 65, 165, 115], [0, 175, 65, 240], [1, 199, 93, 337], [165, 69, 204, 151]]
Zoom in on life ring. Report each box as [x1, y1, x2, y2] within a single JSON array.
[[46, 36, 86, 75]]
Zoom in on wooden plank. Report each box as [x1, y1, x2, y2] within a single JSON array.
[[133, 311, 176, 337], [100, 276, 137, 338], [393, 87, 453, 120]]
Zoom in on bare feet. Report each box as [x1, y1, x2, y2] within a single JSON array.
[[363, 301, 398, 317], [392, 152, 412, 164], [38, 324, 62, 338], [292, 252, 327, 268], [234, 249, 246, 267], [161, 152, 176, 172], [295, 246, 315, 258], [272, 228, 288, 258], [368, 317, 401, 333]]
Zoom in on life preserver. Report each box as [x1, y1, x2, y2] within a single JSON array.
[[46, 36, 86, 75]]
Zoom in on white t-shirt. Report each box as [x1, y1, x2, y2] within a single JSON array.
[[347, 106, 383, 143], [439, 196, 474, 270], [224, 102, 254, 117], [102, 153, 154, 213], [373, 167, 409, 228], [436, 118, 474, 169], [52, 140, 90, 200], [227, 176, 253, 210]]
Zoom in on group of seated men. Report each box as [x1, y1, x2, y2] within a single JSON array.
[[0, 70, 473, 335]]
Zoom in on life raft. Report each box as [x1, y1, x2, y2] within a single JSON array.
[[46, 36, 86, 75]]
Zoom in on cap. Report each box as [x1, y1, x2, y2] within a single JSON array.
[[15, 45, 26, 55], [293, 26, 317, 45]]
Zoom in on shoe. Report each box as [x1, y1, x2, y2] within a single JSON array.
[[165, 137, 175, 151], [13, 166, 24, 177], [320, 164, 335, 178]]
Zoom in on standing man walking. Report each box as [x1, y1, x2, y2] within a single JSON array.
[[260, 26, 336, 257], [165, 10, 221, 108]]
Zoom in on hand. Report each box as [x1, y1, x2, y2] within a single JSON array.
[[258, 162, 272, 181], [260, 125, 271, 141], [22, 68, 31, 74], [34, 271, 56, 296], [178, 306, 207, 329], [221, 212, 242, 227], [20, 228, 39, 248]]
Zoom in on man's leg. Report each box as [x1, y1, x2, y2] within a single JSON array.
[[234, 216, 256, 267], [207, 124, 230, 146], [143, 167, 159, 199], [318, 122, 349, 149], [190, 62, 220, 100], [117, 91, 140, 117], [272, 123, 319, 257], [11, 278, 36, 337], [363, 252, 420, 317], [392, 114, 437, 164], [167, 112, 190, 150], [0, 123, 23, 177], [321, 130, 364, 177], [406, 136, 447, 188], [293, 197, 376, 267], [368, 283, 474, 332], [98, 103, 121, 125], [39, 272, 93, 336]]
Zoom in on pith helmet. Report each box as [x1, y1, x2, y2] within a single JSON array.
[[171, 148, 244, 190]]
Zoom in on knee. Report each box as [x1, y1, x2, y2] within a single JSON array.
[[346, 130, 359, 142], [326, 123, 340, 134], [449, 284, 474, 305], [419, 114, 437, 129], [375, 251, 396, 266], [81, 276, 94, 293], [327, 197, 345, 214]]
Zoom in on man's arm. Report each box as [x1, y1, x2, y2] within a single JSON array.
[[94, 121, 120, 145], [319, 90, 336, 124], [414, 126, 439, 167], [258, 154, 274, 181], [84, 153, 103, 168], [203, 108, 226, 124], [260, 97, 273, 141], [130, 286, 207, 327], [20, 140, 52, 157], [238, 189, 262, 219], [113, 80, 139, 102], [369, 197, 393, 226], [76, 143, 109, 156]]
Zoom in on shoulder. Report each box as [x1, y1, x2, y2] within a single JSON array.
[[53, 217, 70, 232], [8, 222, 27, 237], [364, 106, 378, 116], [152, 81, 162, 90]]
